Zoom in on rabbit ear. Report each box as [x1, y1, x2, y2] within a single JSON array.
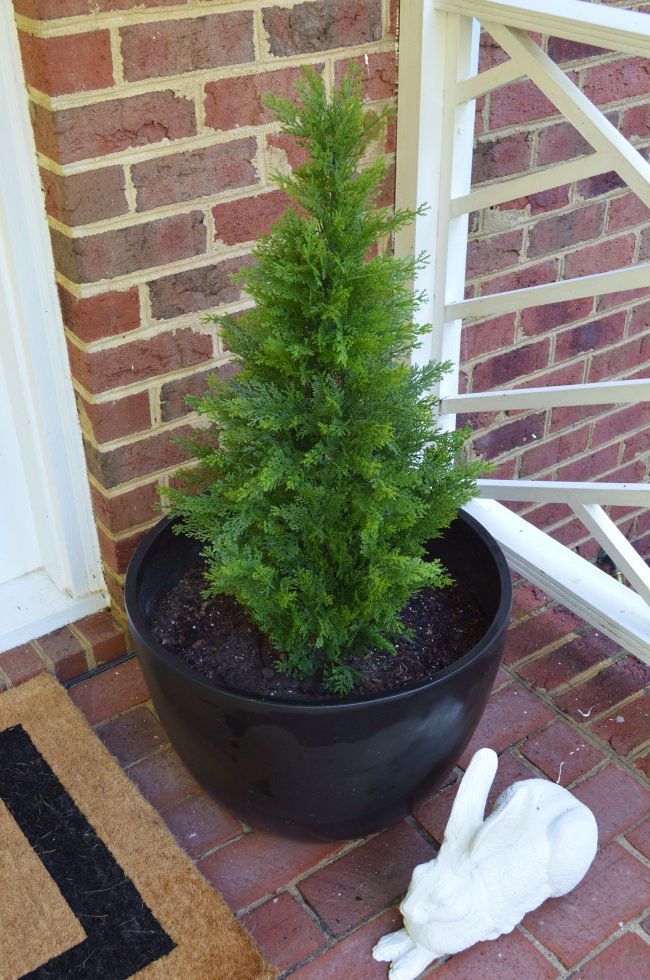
[[469, 782, 537, 863], [443, 748, 498, 855]]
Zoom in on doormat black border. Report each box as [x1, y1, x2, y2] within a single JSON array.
[[0, 723, 175, 979]]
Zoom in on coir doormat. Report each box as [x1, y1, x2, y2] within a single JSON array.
[[0, 672, 275, 980]]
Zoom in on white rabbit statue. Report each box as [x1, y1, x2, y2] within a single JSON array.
[[373, 747, 598, 980]]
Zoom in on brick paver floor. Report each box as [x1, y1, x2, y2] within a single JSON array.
[[4, 577, 649, 977]]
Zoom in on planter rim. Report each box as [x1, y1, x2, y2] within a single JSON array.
[[125, 508, 511, 712]]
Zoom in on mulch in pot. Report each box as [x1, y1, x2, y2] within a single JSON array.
[[150, 561, 489, 702]]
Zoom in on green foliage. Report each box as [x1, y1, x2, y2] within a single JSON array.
[[167, 67, 485, 693]]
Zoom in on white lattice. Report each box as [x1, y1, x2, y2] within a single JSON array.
[[396, 0, 650, 661]]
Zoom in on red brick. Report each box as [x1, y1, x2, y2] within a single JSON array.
[[591, 692, 650, 754], [78, 391, 151, 443], [573, 934, 650, 979], [69, 327, 212, 395], [592, 404, 650, 448], [159, 361, 239, 422], [19, 30, 113, 97], [564, 234, 636, 279], [205, 67, 306, 132], [198, 832, 343, 913], [241, 893, 327, 973], [127, 745, 199, 810], [83, 426, 193, 489], [461, 314, 516, 362], [525, 502, 573, 533], [555, 657, 650, 722], [34, 627, 89, 682], [148, 256, 250, 320], [481, 259, 558, 297], [555, 312, 626, 362], [588, 335, 650, 382], [510, 581, 551, 622], [503, 606, 582, 665], [263, 0, 381, 57], [95, 0, 180, 8], [552, 518, 597, 550], [435, 928, 558, 979], [266, 131, 308, 171], [522, 361, 586, 392], [120, 12, 253, 82], [528, 202, 605, 259], [555, 444, 619, 482], [334, 51, 397, 100], [638, 225, 650, 263], [583, 57, 650, 106], [577, 170, 625, 200], [89, 482, 159, 536], [466, 229, 523, 279], [608, 192, 650, 233], [31, 91, 196, 166], [213, 190, 291, 246], [298, 821, 434, 936], [97, 525, 143, 575], [458, 685, 556, 766], [58, 286, 141, 344], [524, 841, 650, 967], [520, 298, 594, 337], [521, 721, 605, 786], [572, 765, 650, 846], [0, 644, 47, 686], [51, 211, 206, 284], [290, 907, 402, 979], [503, 184, 571, 216], [132, 139, 257, 211], [548, 37, 608, 63], [626, 818, 650, 860], [537, 121, 591, 167], [40, 166, 128, 227], [162, 792, 243, 859], [479, 30, 508, 72], [622, 426, 650, 463], [68, 657, 149, 724], [389, 0, 398, 35], [96, 705, 166, 767], [598, 284, 650, 312], [490, 77, 557, 129], [472, 339, 550, 391], [635, 752, 650, 779], [472, 132, 532, 184], [472, 412, 545, 460], [628, 298, 650, 333], [517, 633, 615, 692], [14, 0, 89, 14], [519, 426, 590, 479], [622, 102, 650, 140], [15, 0, 177, 13], [550, 403, 599, 434]]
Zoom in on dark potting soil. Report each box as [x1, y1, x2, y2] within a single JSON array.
[[150, 562, 489, 701]]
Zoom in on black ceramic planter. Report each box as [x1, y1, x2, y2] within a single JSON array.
[[125, 511, 511, 841]]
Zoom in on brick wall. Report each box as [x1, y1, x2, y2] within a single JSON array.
[[463, 6, 650, 562], [13, 0, 398, 620], [11, 0, 650, 624]]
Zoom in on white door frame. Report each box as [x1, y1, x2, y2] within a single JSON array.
[[0, 5, 106, 652]]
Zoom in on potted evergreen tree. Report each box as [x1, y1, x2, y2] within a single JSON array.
[[125, 69, 511, 840]]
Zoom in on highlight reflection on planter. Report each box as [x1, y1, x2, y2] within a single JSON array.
[[125, 510, 511, 840]]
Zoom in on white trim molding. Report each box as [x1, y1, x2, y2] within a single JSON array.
[[0, 5, 106, 652]]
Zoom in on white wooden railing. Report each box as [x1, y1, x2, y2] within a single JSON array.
[[396, 0, 650, 663]]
